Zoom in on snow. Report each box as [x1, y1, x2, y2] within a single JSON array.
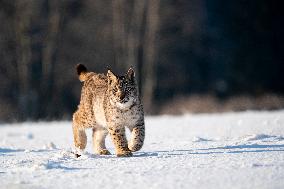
[[0, 110, 284, 189]]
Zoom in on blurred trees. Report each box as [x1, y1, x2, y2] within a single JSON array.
[[0, 0, 283, 122]]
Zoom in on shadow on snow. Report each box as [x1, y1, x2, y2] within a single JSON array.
[[0, 148, 24, 154], [138, 144, 284, 157]]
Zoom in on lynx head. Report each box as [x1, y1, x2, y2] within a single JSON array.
[[107, 68, 138, 109]]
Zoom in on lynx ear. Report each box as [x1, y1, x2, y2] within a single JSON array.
[[107, 70, 117, 83], [126, 67, 135, 81], [76, 64, 88, 82]]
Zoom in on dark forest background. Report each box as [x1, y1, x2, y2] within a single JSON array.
[[0, 0, 283, 122]]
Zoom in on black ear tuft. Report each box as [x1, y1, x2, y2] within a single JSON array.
[[126, 67, 135, 81], [76, 64, 87, 76]]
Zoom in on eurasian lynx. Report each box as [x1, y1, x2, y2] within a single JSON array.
[[72, 64, 145, 157]]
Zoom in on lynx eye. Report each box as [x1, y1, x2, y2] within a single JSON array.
[[119, 81, 124, 87]]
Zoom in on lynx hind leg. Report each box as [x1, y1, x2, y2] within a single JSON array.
[[108, 126, 132, 157], [128, 122, 145, 152], [92, 128, 111, 155]]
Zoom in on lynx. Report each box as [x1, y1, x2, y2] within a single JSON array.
[[72, 64, 145, 157]]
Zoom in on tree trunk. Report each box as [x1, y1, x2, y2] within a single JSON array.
[[111, 0, 127, 71], [40, 0, 61, 117], [126, 0, 146, 75], [142, 0, 160, 113], [14, 0, 33, 120]]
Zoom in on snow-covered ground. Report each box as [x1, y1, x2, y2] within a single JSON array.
[[0, 111, 284, 189]]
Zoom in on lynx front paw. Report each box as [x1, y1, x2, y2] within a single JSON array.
[[128, 141, 143, 152], [99, 149, 111, 155], [128, 143, 139, 152], [117, 150, 132, 157]]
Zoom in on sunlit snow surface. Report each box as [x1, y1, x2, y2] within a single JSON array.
[[1, 111, 284, 189]]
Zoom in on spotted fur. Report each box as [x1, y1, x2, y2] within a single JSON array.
[[72, 64, 145, 157]]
